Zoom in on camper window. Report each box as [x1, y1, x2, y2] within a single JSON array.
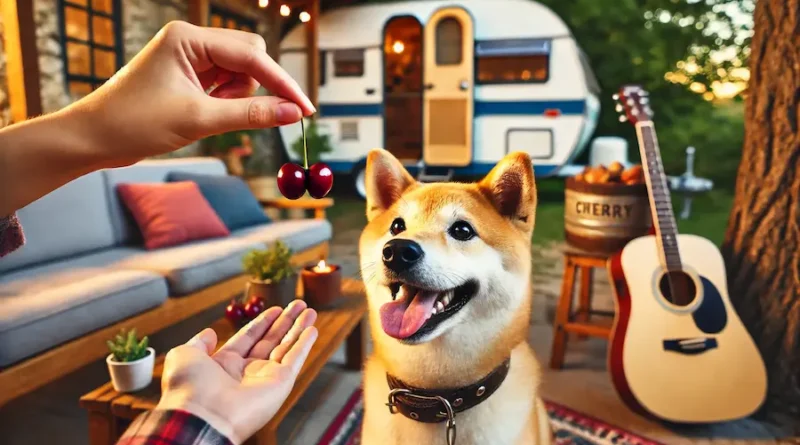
[[435, 18, 463, 65], [334, 49, 365, 77], [475, 39, 550, 84]]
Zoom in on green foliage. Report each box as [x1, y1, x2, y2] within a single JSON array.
[[291, 120, 334, 166], [658, 102, 744, 190], [242, 241, 295, 282], [534, 0, 751, 189], [107, 329, 150, 363]]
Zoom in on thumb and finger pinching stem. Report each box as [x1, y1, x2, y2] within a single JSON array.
[[277, 118, 333, 200]]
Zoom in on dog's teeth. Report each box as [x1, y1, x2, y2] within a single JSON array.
[[435, 301, 444, 313], [432, 306, 439, 315], [442, 295, 451, 307]]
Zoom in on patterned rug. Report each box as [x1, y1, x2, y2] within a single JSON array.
[[317, 389, 665, 445]]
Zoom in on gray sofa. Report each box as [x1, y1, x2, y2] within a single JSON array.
[[0, 158, 332, 368]]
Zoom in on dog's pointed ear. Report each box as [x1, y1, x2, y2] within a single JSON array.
[[365, 149, 416, 221], [478, 152, 537, 233]]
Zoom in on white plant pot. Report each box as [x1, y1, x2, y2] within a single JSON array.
[[106, 347, 155, 393]]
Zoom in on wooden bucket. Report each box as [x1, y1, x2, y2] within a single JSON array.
[[564, 177, 652, 254]]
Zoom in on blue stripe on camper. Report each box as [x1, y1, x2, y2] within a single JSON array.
[[473, 100, 585, 116], [323, 161, 559, 177], [318, 100, 586, 117], [319, 103, 383, 117]]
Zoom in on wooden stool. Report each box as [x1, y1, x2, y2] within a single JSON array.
[[549, 248, 615, 369]]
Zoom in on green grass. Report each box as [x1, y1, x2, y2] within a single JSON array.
[[533, 179, 734, 247]]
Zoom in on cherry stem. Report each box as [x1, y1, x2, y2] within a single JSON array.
[[301, 118, 309, 170]]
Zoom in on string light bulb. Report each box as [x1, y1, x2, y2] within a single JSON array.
[[299, 11, 311, 22], [258, 0, 268, 8], [280, 4, 291, 16]]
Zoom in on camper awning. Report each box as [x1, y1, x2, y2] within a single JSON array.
[[475, 38, 551, 57]]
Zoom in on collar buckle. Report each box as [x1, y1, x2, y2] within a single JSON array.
[[386, 388, 457, 444]]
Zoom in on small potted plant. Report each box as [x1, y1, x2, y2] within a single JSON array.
[[106, 329, 155, 393], [291, 120, 334, 166], [231, 241, 298, 325]]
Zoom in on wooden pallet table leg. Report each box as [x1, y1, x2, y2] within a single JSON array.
[[86, 411, 116, 445], [345, 317, 366, 371], [549, 257, 576, 369], [575, 266, 594, 340]]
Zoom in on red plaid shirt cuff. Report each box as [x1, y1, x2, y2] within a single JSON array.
[[117, 409, 233, 445]]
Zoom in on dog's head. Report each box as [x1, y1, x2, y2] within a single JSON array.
[[359, 149, 537, 349]]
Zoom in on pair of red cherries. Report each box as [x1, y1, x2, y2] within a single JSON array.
[[277, 119, 333, 199]]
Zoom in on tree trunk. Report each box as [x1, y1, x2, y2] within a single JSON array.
[[722, 0, 800, 429]]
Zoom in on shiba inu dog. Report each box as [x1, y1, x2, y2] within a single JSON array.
[[358, 149, 552, 445]]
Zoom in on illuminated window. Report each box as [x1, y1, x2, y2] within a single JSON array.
[[209, 6, 256, 33], [59, 0, 123, 98], [333, 49, 365, 77], [435, 17, 462, 65], [475, 39, 551, 84]]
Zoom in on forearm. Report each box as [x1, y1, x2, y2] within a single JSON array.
[[0, 106, 109, 216]]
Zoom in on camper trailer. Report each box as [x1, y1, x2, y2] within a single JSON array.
[[278, 0, 608, 197]]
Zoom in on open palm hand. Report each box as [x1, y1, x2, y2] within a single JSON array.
[[157, 300, 318, 444]]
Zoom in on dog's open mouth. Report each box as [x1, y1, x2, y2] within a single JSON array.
[[379, 280, 479, 342]]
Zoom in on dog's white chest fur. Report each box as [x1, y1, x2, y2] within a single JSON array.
[[360, 344, 548, 445]]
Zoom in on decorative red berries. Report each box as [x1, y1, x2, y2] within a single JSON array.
[[225, 300, 246, 325]]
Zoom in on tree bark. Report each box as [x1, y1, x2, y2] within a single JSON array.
[[722, 0, 800, 429]]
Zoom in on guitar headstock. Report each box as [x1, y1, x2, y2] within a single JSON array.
[[613, 85, 653, 125]]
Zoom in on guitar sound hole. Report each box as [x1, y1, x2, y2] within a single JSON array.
[[658, 271, 697, 307]]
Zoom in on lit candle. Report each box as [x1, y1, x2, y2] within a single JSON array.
[[314, 259, 332, 273], [301, 259, 342, 309]]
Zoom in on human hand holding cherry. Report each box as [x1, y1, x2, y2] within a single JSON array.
[[277, 119, 333, 200]]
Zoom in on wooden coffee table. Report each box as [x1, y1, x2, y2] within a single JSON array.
[[80, 279, 367, 445]]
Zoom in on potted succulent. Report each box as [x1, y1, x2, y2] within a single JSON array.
[[106, 329, 155, 393], [228, 241, 298, 326]]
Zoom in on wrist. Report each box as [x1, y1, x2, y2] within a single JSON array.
[[56, 101, 134, 170], [156, 391, 241, 444]]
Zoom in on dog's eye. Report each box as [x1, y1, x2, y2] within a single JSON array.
[[448, 221, 476, 241], [390, 218, 406, 236]]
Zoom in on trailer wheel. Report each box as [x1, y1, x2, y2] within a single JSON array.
[[353, 164, 367, 200]]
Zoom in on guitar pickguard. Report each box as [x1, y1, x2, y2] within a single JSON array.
[[692, 276, 727, 334]]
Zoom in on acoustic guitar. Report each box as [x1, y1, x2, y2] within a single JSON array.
[[606, 85, 767, 423]]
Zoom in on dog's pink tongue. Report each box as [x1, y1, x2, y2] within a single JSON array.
[[380, 289, 438, 339]]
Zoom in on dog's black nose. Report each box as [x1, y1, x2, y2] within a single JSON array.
[[382, 239, 424, 272]]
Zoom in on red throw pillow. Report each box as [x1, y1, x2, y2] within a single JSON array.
[[117, 182, 230, 250]]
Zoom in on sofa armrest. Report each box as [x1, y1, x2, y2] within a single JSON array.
[[259, 197, 334, 220]]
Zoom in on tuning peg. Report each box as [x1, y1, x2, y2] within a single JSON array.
[[640, 97, 649, 105], [612, 93, 619, 101], [640, 91, 649, 96], [619, 115, 627, 122], [645, 106, 653, 115], [615, 104, 623, 112], [631, 108, 639, 115]]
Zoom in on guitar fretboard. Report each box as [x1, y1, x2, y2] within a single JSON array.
[[637, 123, 682, 271]]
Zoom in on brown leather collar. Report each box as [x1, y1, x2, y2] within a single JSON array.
[[385, 358, 511, 424]]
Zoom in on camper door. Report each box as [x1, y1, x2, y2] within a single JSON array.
[[423, 7, 474, 167]]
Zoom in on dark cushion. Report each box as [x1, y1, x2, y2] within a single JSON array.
[[166, 172, 270, 230]]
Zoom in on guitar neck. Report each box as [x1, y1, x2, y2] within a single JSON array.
[[635, 122, 682, 271]]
